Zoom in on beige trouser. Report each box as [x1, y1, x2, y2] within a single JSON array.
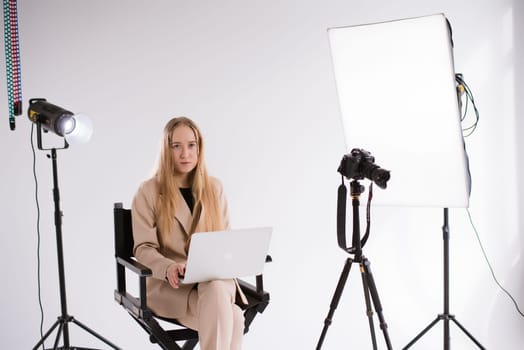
[[177, 279, 244, 350]]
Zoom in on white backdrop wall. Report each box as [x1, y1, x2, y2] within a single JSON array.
[[1, 0, 522, 349]]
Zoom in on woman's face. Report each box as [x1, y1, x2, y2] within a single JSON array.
[[169, 124, 199, 182]]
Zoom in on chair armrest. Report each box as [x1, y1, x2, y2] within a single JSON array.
[[115, 256, 151, 315], [238, 279, 268, 300], [116, 256, 152, 277], [253, 255, 272, 293], [238, 255, 272, 301]]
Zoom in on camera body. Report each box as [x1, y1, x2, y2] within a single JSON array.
[[338, 148, 391, 189]]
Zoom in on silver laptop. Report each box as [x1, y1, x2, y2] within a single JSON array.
[[180, 227, 272, 284]]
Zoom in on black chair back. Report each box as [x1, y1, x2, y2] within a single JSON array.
[[113, 202, 134, 259]]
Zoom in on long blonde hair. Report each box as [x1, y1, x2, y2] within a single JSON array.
[[155, 117, 225, 245]]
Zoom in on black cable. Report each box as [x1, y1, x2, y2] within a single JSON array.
[[466, 208, 524, 318], [456, 73, 523, 321], [31, 124, 46, 349]]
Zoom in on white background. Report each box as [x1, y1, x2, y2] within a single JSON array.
[[1, 1, 523, 349]]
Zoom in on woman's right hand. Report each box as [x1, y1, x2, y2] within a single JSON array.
[[166, 262, 186, 289]]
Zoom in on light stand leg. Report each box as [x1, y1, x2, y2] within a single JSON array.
[[450, 317, 486, 348], [33, 148, 120, 350], [72, 317, 122, 349], [403, 208, 485, 350], [33, 319, 61, 349]]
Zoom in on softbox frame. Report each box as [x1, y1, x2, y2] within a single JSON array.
[[328, 13, 470, 208]]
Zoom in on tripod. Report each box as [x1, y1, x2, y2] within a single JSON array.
[[317, 179, 393, 350], [33, 129, 120, 350], [402, 208, 485, 349]]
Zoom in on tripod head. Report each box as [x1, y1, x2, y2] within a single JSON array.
[[350, 179, 366, 198]]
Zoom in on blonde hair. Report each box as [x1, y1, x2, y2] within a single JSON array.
[[155, 117, 225, 247]]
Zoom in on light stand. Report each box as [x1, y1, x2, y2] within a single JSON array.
[[402, 208, 485, 350], [327, 14, 485, 349], [317, 175, 393, 350], [29, 100, 120, 350]]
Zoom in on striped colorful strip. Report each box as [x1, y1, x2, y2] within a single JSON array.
[[3, 0, 22, 130]]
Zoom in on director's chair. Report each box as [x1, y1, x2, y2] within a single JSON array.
[[113, 202, 271, 350]]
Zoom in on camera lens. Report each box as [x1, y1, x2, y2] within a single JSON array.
[[370, 167, 390, 189]]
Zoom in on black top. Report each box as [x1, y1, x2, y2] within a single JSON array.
[[179, 187, 194, 213]]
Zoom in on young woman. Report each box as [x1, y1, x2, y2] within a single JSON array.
[[131, 117, 246, 350]]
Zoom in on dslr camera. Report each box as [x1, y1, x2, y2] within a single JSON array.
[[338, 148, 391, 189]]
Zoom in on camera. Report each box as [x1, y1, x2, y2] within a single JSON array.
[[338, 148, 391, 189]]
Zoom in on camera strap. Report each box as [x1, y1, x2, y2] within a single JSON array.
[[361, 183, 373, 247], [336, 178, 373, 253], [336, 177, 351, 253]]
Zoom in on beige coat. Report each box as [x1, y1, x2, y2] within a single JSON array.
[[131, 175, 235, 319]]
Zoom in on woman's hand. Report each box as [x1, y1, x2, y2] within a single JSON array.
[[166, 262, 186, 289]]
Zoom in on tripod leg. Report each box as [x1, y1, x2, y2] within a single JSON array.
[[360, 262, 378, 350], [362, 257, 394, 350], [316, 257, 353, 350]]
